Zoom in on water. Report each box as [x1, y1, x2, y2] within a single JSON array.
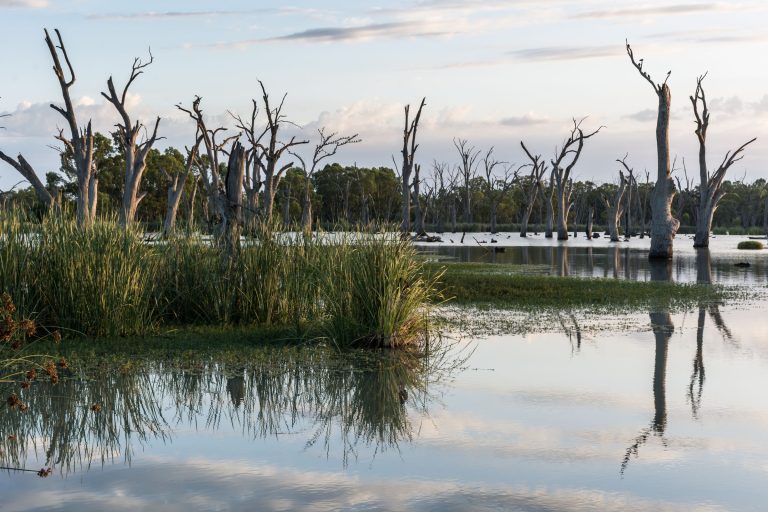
[[2, 235, 768, 511]]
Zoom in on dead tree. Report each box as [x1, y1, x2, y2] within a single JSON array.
[[177, 96, 234, 230], [411, 163, 425, 234], [453, 138, 480, 225], [256, 81, 309, 226], [544, 168, 556, 238], [289, 128, 360, 233], [638, 169, 650, 238], [585, 205, 594, 239], [602, 169, 628, 242], [481, 148, 516, 233], [0, 152, 57, 211], [101, 50, 161, 227], [230, 100, 266, 233], [519, 142, 547, 237], [431, 161, 450, 233], [223, 141, 246, 260], [551, 118, 602, 240], [162, 134, 202, 236], [0, 98, 58, 211], [690, 74, 756, 248], [617, 154, 636, 239], [419, 178, 436, 231], [45, 28, 95, 227], [399, 98, 426, 233], [674, 159, 691, 223], [627, 41, 679, 258]]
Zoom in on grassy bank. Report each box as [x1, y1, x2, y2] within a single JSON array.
[[426, 262, 727, 311]]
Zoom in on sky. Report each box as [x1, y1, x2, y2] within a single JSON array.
[[1, 0, 768, 189]]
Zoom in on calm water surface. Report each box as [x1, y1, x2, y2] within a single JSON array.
[[2, 235, 768, 511]]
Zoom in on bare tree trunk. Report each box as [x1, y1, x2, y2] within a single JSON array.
[[550, 120, 601, 241], [585, 206, 594, 239], [301, 177, 312, 232], [223, 142, 246, 261], [88, 175, 98, 221], [45, 29, 95, 228], [101, 51, 161, 228], [400, 98, 426, 233], [520, 144, 548, 238], [603, 171, 628, 242], [690, 75, 756, 248], [545, 169, 555, 238], [0, 152, 57, 211], [627, 42, 679, 259], [490, 204, 498, 234], [163, 139, 200, 236], [187, 177, 198, 230], [412, 163, 423, 234], [638, 169, 650, 238]]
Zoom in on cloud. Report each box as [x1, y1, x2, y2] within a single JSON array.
[[0, 0, 47, 7], [710, 96, 744, 115], [500, 113, 549, 126], [0, 94, 152, 139], [509, 45, 618, 61], [624, 109, 658, 122], [269, 21, 441, 42], [87, 7, 322, 21], [572, 3, 720, 19]]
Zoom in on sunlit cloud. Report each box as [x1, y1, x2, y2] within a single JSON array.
[[500, 113, 550, 126], [571, 3, 721, 19], [509, 45, 618, 61], [0, 0, 47, 7]]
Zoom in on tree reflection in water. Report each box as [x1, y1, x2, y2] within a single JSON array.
[[0, 340, 467, 476], [622, 250, 734, 474]]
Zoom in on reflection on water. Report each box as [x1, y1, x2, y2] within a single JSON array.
[[0, 344, 463, 477], [423, 237, 768, 285]]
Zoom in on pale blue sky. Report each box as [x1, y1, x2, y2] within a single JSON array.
[[2, 0, 768, 187]]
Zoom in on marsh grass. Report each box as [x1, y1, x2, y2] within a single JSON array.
[[0, 214, 38, 317], [0, 211, 437, 348], [427, 262, 725, 311], [36, 218, 160, 337], [321, 233, 442, 348]]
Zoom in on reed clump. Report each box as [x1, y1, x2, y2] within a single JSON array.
[[0, 211, 437, 348], [35, 218, 159, 337], [737, 240, 763, 250], [321, 233, 441, 348]]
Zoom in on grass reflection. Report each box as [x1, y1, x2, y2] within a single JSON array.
[[0, 338, 466, 476]]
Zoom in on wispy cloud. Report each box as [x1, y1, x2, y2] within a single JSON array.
[[0, 0, 47, 7], [572, 3, 720, 19], [211, 20, 455, 48], [88, 7, 321, 21], [268, 21, 441, 42], [500, 113, 549, 126], [623, 109, 658, 122], [509, 45, 618, 61]]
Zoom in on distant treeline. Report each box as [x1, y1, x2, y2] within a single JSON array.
[[2, 131, 767, 234]]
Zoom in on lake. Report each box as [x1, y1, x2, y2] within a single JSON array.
[[2, 234, 767, 511]]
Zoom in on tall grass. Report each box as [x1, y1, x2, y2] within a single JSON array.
[[35, 218, 159, 337], [0, 213, 38, 317], [0, 211, 438, 347], [322, 233, 441, 348]]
